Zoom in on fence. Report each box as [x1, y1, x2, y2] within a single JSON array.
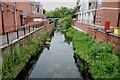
[[0, 22, 44, 47]]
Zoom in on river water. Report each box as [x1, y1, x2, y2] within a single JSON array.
[[16, 31, 86, 80], [28, 31, 83, 79]]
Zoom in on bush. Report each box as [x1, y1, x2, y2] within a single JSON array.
[[66, 27, 120, 79], [2, 29, 49, 79]]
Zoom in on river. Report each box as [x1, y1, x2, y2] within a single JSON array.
[[16, 31, 89, 80]]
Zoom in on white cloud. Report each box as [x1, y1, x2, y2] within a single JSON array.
[[42, 2, 77, 11]]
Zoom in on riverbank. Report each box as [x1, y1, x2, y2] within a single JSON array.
[[66, 27, 120, 79], [2, 29, 49, 79], [0, 56, 2, 80]]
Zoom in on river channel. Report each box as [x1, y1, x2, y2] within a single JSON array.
[[16, 31, 91, 80]]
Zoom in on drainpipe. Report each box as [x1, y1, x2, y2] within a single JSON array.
[[94, 0, 98, 38], [94, 0, 97, 27], [117, 13, 120, 27], [117, 1, 120, 27], [0, 2, 5, 35]]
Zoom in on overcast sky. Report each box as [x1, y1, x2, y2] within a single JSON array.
[[39, 0, 77, 11]]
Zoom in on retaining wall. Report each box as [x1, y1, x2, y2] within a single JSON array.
[[73, 22, 120, 51]]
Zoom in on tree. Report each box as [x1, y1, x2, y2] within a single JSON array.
[[43, 9, 46, 14]]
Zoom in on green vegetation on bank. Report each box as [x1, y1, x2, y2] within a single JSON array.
[[66, 28, 120, 79], [0, 57, 2, 80], [45, 7, 76, 30], [45, 7, 76, 18], [2, 29, 49, 79], [58, 15, 73, 30]]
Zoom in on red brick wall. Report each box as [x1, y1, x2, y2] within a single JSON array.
[[16, 2, 31, 15], [95, 9, 119, 27], [16, 10, 22, 28], [102, 2, 119, 8], [3, 10, 15, 32], [0, 2, 23, 33], [96, 10, 103, 26], [102, 9, 118, 27], [74, 22, 120, 51], [1, 2, 15, 33]]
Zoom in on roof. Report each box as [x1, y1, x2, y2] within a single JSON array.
[[30, 2, 40, 6], [28, 13, 46, 19]]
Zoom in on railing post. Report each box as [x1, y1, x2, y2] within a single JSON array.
[[36, 24, 37, 29], [29, 26, 30, 33], [38, 24, 39, 28], [40, 22, 41, 27], [37, 24, 38, 28], [33, 25, 34, 31], [24, 27, 25, 35], [16, 29, 19, 39], [6, 32, 9, 44]]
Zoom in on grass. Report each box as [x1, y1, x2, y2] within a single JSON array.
[[66, 27, 120, 79], [2, 29, 49, 79], [0, 57, 2, 80]]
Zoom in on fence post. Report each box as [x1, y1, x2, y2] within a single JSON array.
[[17, 29, 19, 39], [29, 26, 30, 33], [24, 27, 25, 35], [38, 24, 39, 28], [36, 24, 37, 29], [33, 25, 34, 31], [6, 32, 9, 44]]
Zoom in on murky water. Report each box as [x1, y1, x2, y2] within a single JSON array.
[[28, 31, 83, 79], [15, 31, 89, 80]]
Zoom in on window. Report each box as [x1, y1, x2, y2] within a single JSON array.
[[97, 0, 102, 9]]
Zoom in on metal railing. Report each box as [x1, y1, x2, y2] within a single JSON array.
[[0, 22, 44, 46]]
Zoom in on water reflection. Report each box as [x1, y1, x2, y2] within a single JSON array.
[[16, 31, 90, 80], [28, 31, 83, 79]]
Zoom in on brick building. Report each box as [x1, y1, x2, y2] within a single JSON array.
[[76, 0, 120, 28], [0, 1, 44, 34], [74, 0, 120, 50]]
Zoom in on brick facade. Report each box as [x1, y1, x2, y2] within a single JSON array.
[[76, 0, 120, 28], [0, 1, 44, 34], [75, 0, 120, 51], [74, 22, 120, 51]]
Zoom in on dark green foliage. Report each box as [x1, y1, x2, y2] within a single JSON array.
[[45, 7, 76, 30], [45, 7, 76, 18], [59, 15, 73, 30], [2, 30, 49, 79], [66, 27, 120, 79]]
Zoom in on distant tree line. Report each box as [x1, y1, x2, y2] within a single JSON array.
[[45, 7, 76, 18], [45, 7, 76, 30]]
